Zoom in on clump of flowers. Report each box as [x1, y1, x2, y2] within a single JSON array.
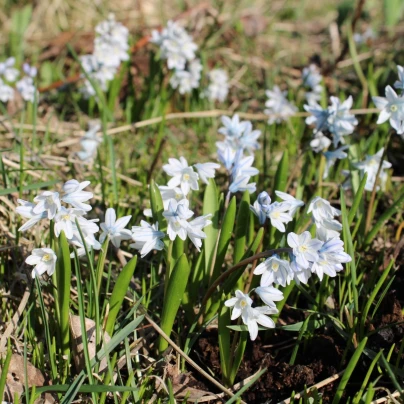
[[151, 21, 202, 94], [373, 65, 404, 136], [353, 148, 392, 191], [202, 68, 229, 102], [264, 85, 297, 124], [80, 13, 129, 98], [0, 58, 38, 103], [76, 121, 102, 163], [302, 64, 323, 105]]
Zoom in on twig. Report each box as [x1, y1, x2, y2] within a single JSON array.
[[140, 307, 243, 403], [277, 370, 345, 403]]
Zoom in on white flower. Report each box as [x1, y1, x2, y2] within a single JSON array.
[[130, 221, 165, 257], [70, 217, 101, 257], [225, 290, 278, 341], [353, 148, 392, 191], [307, 196, 341, 224], [169, 59, 202, 94], [305, 103, 330, 133], [287, 231, 323, 270], [327, 96, 358, 146], [229, 173, 256, 194], [16, 199, 47, 231], [255, 285, 284, 307], [99, 208, 132, 248], [203, 68, 229, 102], [290, 253, 312, 284], [266, 202, 292, 232], [265, 86, 297, 124], [163, 198, 194, 241], [61, 180, 93, 211], [0, 57, 19, 82], [372, 85, 404, 134], [394, 65, 404, 92], [0, 79, 15, 102], [311, 237, 351, 280], [302, 64, 323, 105], [250, 191, 271, 225], [151, 21, 198, 71], [217, 145, 237, 170], [218, 115, 250, 139], [33, 191, 61, 219], [323, 145, 349, 179], [77, 122, 102, 162], [310, 131, 331, 153], [54, 207, 87, 239], [275, 191, 304, 217], [143, 184, 186, 218], [194, 162, 220, 184], [163, 157, 199, 196], [16, 76, 37, 102], [254, 254, 293, 287], [26, 248, 57, 278], [185, 214, 212, 251]]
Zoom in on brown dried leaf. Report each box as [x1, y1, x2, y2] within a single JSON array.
[[69, 315, 111, 374], [3, 354, 55, 403]]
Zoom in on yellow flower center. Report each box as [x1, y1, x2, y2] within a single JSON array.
[[175, 193, 182, 200], [42, 254, 51, 262], [390, 104, 398, 112], [240, 300, 247, 308], [272, 262, 280, 272], [271, 211, 280, 219], [173, 221, 181, 229], [63, 214, 70, 221], [183, 173, 190, 181], [298, 245, 308, 253]]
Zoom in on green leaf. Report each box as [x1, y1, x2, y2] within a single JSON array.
[[105, 255, 138, 336], [233, 191, 250, 264], [158, 254, 190, 353], [149, 180, 167, 234], [341, 190, 359, 313], [204, 179, 219, 280], [348, 172, 367, 226], [273, 150, 289, 197], [210, 196, 236, 284], [332, 337, 368, 404], [229, 331, 248, 385], [218, 300, 231, 382], [57, 231, 71, 380], [359, 259, 393, 338]]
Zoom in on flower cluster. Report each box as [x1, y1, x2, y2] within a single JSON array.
[[305, 95, 358, 179], [19, 180, 167, 276], [250, 190, 304, 231], [216, 114, 261, 194], [353, 148, 392, 191], [302, 64, 323, 105], [264, 85, 297, 124], [80, 14, 129, 98], [0, 58, 37, 103], [147, 156, 219, 250], [151, 21, 201, 94], [76, 121, 102, 163], [227, 194, 351, 340], [202, 69, 229, 102], [373, 64, 404, 136]]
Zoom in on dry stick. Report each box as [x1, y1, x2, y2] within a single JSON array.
[[147, 137, 167, 184], [277, 370, 345, 404], [140, 308, 244, 403], [365, 133, 392, 235], [370, 390, 401, 404]]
